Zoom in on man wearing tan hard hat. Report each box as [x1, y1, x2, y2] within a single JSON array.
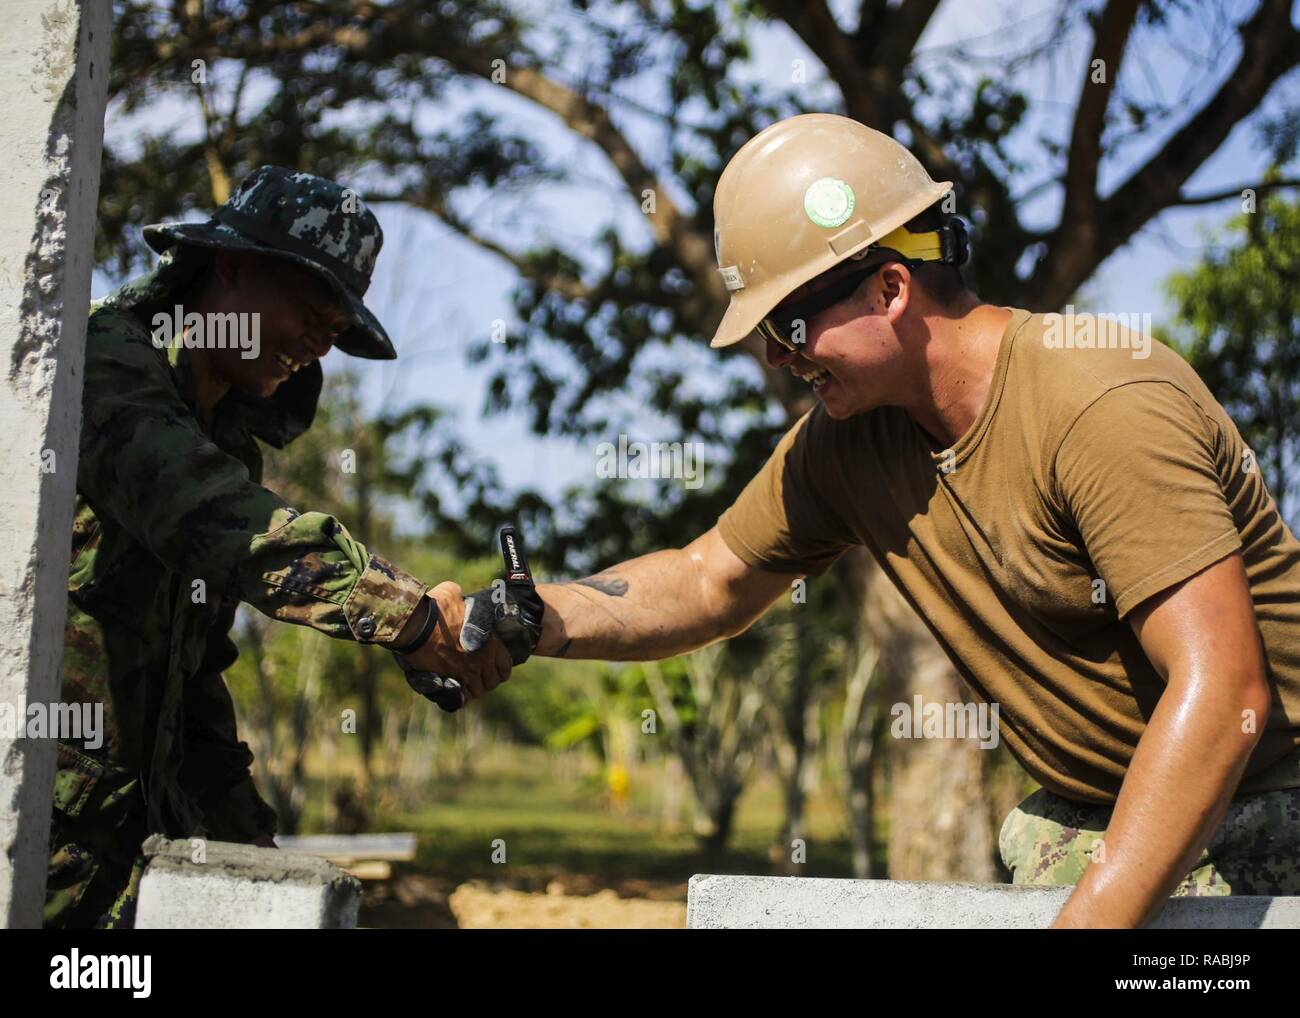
[[473, 113, 1300, 927]]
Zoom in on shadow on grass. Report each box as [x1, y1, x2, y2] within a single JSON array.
[[315, 747, 889, 905], [380, 776, 879, 886]]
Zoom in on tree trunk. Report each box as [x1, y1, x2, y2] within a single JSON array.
[[829, 550, 881, 878], [277, 627, 323, 835], [766, 630, 820, 875], [694, 784, 740, 859], [358, 649, 377, 793], [840, 646, 880, 878], [352, 438, 377, 790], [864, 562, 998, 881], [644, 648, 765, 858]]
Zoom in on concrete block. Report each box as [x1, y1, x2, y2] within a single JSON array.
[[0, 0, 110, 929], [275, 832, 417, 862], [134, 835, 362, 929], [686, 875, 1300, 929]]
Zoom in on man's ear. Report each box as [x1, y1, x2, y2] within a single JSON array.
[[880, 262, 911, 322]]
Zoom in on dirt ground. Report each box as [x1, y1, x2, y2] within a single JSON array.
[[360, 873, 687, 929], [449, 881, 685, 929]]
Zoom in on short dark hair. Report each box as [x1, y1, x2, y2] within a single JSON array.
[[899, 203, 969, 307]]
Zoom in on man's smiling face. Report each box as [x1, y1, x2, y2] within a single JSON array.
[[762, 254, 907, 420], [206, 252, 354, 398]]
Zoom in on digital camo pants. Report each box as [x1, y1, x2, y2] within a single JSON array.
[[43, 744, 148, 929], [999, 786, 1300, 895]]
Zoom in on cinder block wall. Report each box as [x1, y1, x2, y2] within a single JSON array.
[[687, 875, 1300, 929]]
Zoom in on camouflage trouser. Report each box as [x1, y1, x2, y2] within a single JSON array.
[[999, 785, 1300, 895], [44, 744, 149, 929]]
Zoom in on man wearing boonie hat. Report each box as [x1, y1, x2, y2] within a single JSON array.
[[467, 113, 1300, 927], [47, 166, 512, 927]]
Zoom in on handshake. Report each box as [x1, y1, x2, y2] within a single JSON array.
[[390, 526, 546, 713]]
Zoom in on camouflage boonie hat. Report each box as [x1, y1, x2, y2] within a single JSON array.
[[143, 165, 394, 359]]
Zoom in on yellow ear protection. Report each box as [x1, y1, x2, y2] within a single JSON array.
[[870, 218, 969, 267]]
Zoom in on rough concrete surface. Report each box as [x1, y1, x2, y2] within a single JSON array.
[[0, 0, 110, 929], [687, 875, 1300, 929], [134, 835, 362, 929]]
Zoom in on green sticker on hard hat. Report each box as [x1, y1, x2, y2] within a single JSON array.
[[804, 177, 856, 228]]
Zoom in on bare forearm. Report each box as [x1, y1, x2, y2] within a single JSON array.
[[1053, 673, 1267, 928], [534, 532, 784, 661], [534, 549, 721, 660]]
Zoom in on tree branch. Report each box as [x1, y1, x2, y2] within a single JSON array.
[[765, 0, 867, 108], [1059, 0, 1143, 254], [494, 66, 719, 291], [133, 6, 728, 301], [1099, 0, 1298, 264], [867, 0, 943, 94], [764, 0, 944, 127], [1171, 178, 1300, 207], [370, 187, 596, 301], [1029, 0, 1300, 308]]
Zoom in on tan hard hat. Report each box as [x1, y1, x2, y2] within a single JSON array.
[[710, 113, 953, 349]]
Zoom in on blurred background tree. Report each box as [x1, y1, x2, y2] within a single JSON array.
[[1164, 195, 1300, 523], [100, 0, 1300, 897]]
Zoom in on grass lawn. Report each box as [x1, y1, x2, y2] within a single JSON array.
[[295, 741, 885, 890]]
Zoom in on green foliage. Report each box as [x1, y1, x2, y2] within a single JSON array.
[[1163, 196, 1300, 521], [380, 746, 876, 881], [489, 655, 611, 747], [545, 714, 602, 753]]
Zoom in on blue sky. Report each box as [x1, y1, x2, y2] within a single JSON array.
[[96, 0, 1300, 504]]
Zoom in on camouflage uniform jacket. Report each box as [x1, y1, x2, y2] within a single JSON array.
[[58, 247, 426, 845]]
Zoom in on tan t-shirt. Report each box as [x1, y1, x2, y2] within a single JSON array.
[[719, 307, 1300, 804]]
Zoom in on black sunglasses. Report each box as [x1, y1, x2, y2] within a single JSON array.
[[757, 260, 887, 352]]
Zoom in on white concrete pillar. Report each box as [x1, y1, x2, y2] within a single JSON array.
[[0, 0, 110, 928]]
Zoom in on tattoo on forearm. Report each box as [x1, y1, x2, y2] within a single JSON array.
[[573, 574, 629, 597], [563, 584, 630, 629]]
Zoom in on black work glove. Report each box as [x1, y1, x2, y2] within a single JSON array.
[[460, 525, 545, 664]]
